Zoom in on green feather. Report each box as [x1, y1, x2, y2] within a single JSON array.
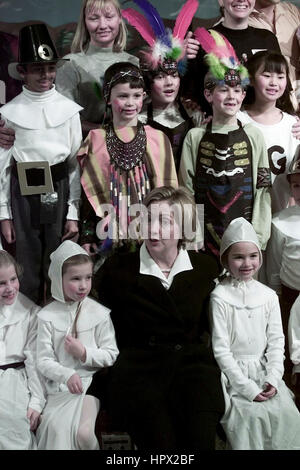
[[205, 53, 225, 80]]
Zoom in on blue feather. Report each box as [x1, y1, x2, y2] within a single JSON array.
[[132, 0, 171, 47]]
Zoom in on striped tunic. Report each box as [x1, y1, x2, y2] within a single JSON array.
[[78, 125, 178, 243]]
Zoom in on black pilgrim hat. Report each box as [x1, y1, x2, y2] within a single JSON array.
[[8, 23, 67, 80]]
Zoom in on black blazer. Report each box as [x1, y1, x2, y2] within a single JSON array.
[[95, 248, 225, 415]]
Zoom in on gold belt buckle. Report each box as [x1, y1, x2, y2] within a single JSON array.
[[16, 161, 54, 196]]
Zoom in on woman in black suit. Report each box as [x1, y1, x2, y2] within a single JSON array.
[[89, 186, 224, 451]]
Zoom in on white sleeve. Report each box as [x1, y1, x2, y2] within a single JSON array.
[[209, 297, 262, 401], [265, 222, 285, 292], [288, 295, 300, 368], [37, 318, 76, 384], [0, 121, 13, 220], [66, 113, 83, 220], [264, 295, 285, 388], [82, 315, 119, 368], [23, 306, 46, 413], [55, 60, 80, 103]]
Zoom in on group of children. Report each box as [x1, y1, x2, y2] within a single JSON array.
[[1, 0, 300, 452]]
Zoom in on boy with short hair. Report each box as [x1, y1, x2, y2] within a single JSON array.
[[0, 23, 83, 304], [179, 29, 272, 258]]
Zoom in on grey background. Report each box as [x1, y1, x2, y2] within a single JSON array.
[[0, 0, 299, 26]]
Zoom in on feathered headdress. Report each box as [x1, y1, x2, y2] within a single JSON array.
[[122, 0, 199, 75], [194, 28, 250, 89]]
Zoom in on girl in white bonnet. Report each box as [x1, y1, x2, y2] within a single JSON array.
[[36, 240, 118, 450], [209, 217, 300, 450]]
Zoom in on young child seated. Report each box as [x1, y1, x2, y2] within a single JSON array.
[[179, 30, 271, 258], [0, 24, 82, 305], [210, 217, 300, 450], [36, 241, 119, 450], [0, 250, 45, 449]]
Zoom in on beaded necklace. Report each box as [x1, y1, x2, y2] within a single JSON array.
[[105, 122, 151, 243]]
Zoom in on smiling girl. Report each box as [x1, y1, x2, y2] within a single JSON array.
[[238, 51, 299, 213], [0, 250, 45, 449], [210, 217, 300, 450], [78, 62, 177, 258]]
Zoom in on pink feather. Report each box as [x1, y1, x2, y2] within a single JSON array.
[[122, 8, 156, 47], [194, 27, 239, 62], [173, 0, 199, 40]]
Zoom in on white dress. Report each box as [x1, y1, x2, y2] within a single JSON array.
[[36, 296, 119, 450], [210, 276, 300, 450], [0, 292, 45, 450]]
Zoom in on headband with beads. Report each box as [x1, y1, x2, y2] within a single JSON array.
[[103, 69, 145, 102]]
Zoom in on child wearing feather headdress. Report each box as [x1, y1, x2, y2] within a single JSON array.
[[121, 0, 204, 173], [179, 29, 272, 259]]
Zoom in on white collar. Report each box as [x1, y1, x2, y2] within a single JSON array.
[[139, 242, 193, 289], [212, 276, 275, 308]]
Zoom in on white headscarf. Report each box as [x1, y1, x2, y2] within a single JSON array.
[[220, 217, 262, 270], [48, 241, 90, 303]]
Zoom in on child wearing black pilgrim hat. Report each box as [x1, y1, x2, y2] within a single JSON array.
[[0, 23, 83, 305]]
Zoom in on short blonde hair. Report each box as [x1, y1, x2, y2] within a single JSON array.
[[143, 186, 197, 249], [71, 0, 127, 53], [0, 250, 23, 278]]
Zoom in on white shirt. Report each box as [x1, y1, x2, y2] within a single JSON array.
[[0, 86, 83, 220], [237, 110, 299, 212], [139, 242, 193, 290], [0, 292, 45, 412], [266, 205, 300, 292], [138, 102, 204, 128]]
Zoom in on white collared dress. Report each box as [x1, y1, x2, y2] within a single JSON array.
[[210, 276, 300, 450], [0, 293, 45, 449], [36, 296, 119, 450]]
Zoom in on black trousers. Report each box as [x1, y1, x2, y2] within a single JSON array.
[[11, 170, 68, 304]]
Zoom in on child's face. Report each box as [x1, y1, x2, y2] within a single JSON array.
[[62, 262, 93, 303], [151, 71, 180, 108], [227, 241, 260, 281], [205, 84, 245, 122], [219, 0, 255, 21], [289, 173, 300, 205], [252, 63, 287, 104], [85, 4, 121, 48], [18, 63, 56, 92], [109, 82, 145, 125], [0, 264, 19, 306]]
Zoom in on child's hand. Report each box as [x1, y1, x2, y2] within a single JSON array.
[[261, 383, 277, 399], [0, 219, 16, 244], [0, 117, 15, 149], [253, 393, 269, 402], [292, 116, 300, 140], [64, 334, 86, 361], [27, 408, 41, 431], [67, 373, 83, 394], [62, 220, 79, 242]]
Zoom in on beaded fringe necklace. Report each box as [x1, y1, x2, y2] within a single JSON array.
[[105, 122, 151, 244]]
